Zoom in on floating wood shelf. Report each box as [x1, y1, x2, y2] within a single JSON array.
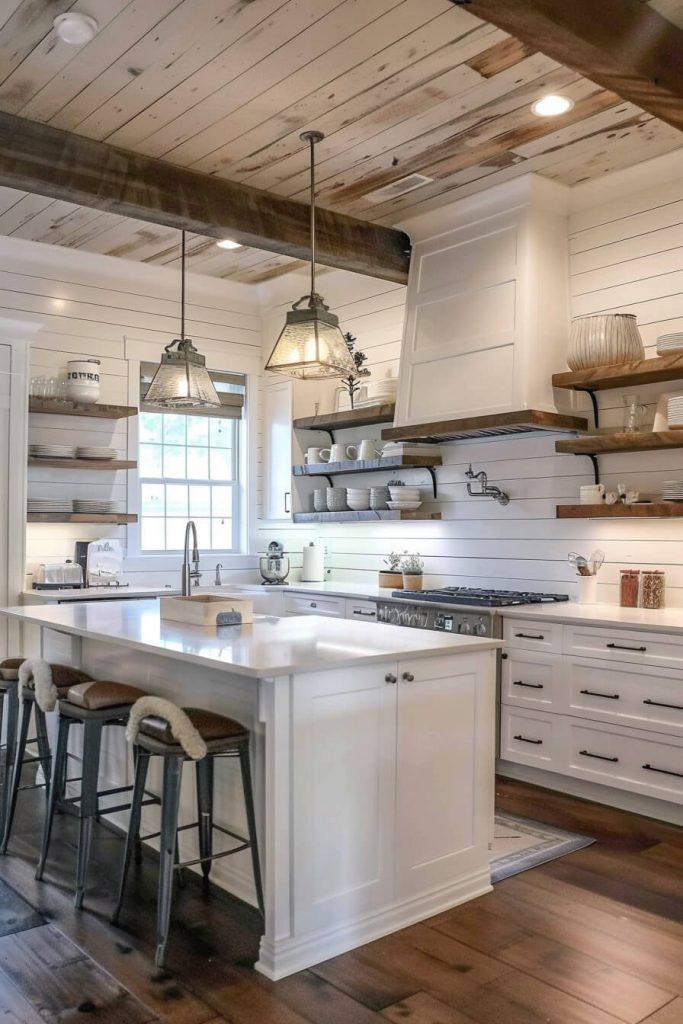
[[552, 353, 683, 392], [292, 510, 441, 524], [293, 454, 442, 477], [293, 403, 396, 432], [29, 398, 138, 419], [556, 431, 683, 455], [28, 458, 137, 470], [27, 513, 138, 524], [381, 409, 587, 443], [556, 504, 683, 519]]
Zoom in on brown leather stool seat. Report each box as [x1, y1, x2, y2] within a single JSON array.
[[22, 664, 92, 698], [0, 658, 23, 681], [67, 681, 146, 711], [139, 707, 248, 746]]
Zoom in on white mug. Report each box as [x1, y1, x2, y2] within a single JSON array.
[[358, 439, 382, 460], [580, 484, 605, 504], [321, 443, 358, 463], [305, 447, 327, 464]]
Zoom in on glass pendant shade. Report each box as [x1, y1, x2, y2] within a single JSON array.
[[265, 294, 356, 379], [145, 337, 220, 408]]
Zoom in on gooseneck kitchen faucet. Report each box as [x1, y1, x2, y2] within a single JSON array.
[[181, 520, 202, 595]]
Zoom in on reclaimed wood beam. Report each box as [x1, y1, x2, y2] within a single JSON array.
[[448, 0, 683, 132], [0, 111, 410, 284]]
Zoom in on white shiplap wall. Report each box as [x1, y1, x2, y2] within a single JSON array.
[[6, 236, 262, 589], [258, 156, 683, 604]]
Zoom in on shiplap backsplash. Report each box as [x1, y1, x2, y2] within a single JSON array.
[[258, 167, 683, 604]]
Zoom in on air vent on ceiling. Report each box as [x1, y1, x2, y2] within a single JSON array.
[[363, 173, 433, 204]]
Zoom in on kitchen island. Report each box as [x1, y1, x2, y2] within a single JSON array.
[[0, 600, 500, 979]]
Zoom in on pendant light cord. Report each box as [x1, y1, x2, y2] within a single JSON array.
[[180, 229, 186, 341], [308, 135, 316, 299]]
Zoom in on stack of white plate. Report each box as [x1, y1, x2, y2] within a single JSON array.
[[662, 480, 683, 501], [29, 444, 75, 459], [76, 446, 119, 460], [27, 498, 73, 513], [370, 486, 389, 510], [388, 486, 422, 511], [73, 500, 122, 514], [347, 487, 370, 511], [366, 378, 399, 402], [325, 487, 348, 512], [667, 395, 683, 426], [381, 442, 437, 458], [657, 332, 683, 354]]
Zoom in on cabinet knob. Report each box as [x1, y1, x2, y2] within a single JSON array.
[[402, 672, 415, 682], [385, 673, 397, 684]]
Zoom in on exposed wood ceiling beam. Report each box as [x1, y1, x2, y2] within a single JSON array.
[[0, 111, 410, 285], [448, 0, 683, 132]]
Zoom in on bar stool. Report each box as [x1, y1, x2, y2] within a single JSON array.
[[1, 660, 92, 855], [112, 697, 264, 968], [36, 678, 149, 908], [0, 659, 22, 838]]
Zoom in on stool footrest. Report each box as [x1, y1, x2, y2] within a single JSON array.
[[176, 841, 249, 871]]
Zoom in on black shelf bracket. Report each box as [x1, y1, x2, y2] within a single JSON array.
[[577, 387, 599, 430], [574, 452, 600, 486], [427, 465, 438, 499]]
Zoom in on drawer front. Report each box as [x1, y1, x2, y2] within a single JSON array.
[[566, 658, 683, 738], [499, 707, 559, 769], [564, 624, 683, 672], [501, 650, 562, 712], [284, 594, 346, 617], [346, 599, 377, 621], [504, 618, 563, 654], [566, 720, 683, 804]]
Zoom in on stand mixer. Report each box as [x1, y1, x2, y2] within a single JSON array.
[[259, 540, 290, 586]]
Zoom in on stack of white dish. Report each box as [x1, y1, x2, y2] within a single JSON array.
[[667, 395, 683, 427], [29, 444, 76, 459], [325, 487, 348, 512], [387, 486, 422, 511], [27, 498, 73, 514], [366, 377, 398, 402], [76, 446, 119, 460], [347, 487, 370, 511], [381, 442, 437, 458], [73, 499, 122, 514], [370, 486, 389, 510], [657, 332, 683, 355], [662, 481, 683, 502]]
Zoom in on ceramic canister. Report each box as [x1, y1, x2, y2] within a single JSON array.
[[66, 359, 101, 404]]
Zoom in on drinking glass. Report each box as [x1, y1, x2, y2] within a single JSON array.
[[623, 394, 647, 432]]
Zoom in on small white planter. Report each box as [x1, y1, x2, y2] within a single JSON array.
[[66, 359, 101, 404]]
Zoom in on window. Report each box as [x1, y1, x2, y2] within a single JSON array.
[[138, 365, 245, 553]]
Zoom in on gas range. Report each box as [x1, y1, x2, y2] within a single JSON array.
[[377, 588, 569, 637]]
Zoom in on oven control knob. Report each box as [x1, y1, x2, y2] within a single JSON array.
[[459, 620, 473, 635], [473, 618, 488, 636]]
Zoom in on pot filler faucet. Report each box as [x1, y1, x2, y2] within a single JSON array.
[[465, 464, 510, 506], [181, 520, 202, 595]]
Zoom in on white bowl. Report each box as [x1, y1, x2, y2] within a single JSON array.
[[386, 500, 422, 510], [347, 500, 370, 511]]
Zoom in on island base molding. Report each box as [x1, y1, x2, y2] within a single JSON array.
[[255, 866, 492, 980]]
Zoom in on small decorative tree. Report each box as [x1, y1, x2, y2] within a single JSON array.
[[341, 332, 371, 409]]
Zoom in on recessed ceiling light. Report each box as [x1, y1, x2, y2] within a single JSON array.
[[216, 238, 242, 250], [53, 12, 99, 45], [531, 94, 574, 117]]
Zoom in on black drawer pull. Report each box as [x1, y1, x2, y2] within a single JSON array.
[[606, 642, 646, 652], [642, 763, 683, 779], [643, 699, 683, 711], [580, 689, 620, 700], [579, 749, 619, 763], [514, 734, 543, 745], [515, 632, 545, 640], [513, 680, 544, 689]]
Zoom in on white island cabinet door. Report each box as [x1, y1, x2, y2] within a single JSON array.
[[263, 381, 292, 520], [395, 651, 495, 898], [291, 662, 397, 934]]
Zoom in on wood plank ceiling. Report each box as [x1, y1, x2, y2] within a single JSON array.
[[0, 0, 680, 284]]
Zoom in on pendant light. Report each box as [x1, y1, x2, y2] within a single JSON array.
[[265, 131, 356, 380], [144, 231, 221, 408]]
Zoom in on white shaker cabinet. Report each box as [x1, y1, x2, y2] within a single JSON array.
[[262, 380, 292, 521]]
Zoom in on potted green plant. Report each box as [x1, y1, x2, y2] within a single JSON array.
[[401, 552, 424, 592], [379, 551, 403, 589]]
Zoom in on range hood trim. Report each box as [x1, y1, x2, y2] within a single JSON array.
[[381, 408, 588, 443]]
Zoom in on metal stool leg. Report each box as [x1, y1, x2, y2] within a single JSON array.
[[33, 706, 52, 805], [74, 719, 103, 909], [35, 715, 71, 881], [196, 756, 214, 881], [111, 749, 150, 925], [0, 686, 18, 840], [1, 695, 32, 854], [156, 755, 184, 969], [238, 741, 264, 918]]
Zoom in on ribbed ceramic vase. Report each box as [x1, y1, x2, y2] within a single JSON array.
[[567, 314, 644, 370]]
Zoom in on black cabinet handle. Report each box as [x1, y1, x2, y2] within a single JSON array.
[[514, 632, 545, 640], [579, 689, 620, 700], [642, 763, 683, 779], [284, 491, 291, 514], [579, 749, 619, 763], [514, 734, 543, 745], [513, 680, 544, 689], [643, 699, 683, 711], [606, 642, 646, 652]]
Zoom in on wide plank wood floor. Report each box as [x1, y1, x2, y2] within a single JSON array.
[[0, 777, 681, 1024]]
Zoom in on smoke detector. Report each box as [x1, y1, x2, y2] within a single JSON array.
[[363, 173, 433, 204], [53, 13, 99, 45]]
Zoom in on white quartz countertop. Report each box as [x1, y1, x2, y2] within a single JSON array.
[[504, 601, 683, 633], [23, 586, 180, 602], [0, 600, 500, 678]]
